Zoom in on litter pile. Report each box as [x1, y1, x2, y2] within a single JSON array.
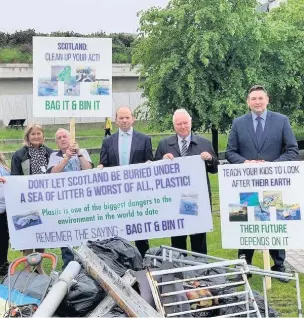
[[0, 238, 299, 317]]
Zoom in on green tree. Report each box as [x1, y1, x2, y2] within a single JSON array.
[[260, 0, 304, 126], [132, 0, 268, 153]]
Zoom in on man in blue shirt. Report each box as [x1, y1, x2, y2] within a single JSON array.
[[98, 107, 153, 257]]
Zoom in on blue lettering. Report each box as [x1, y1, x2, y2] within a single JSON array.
[[162, 219, 176, 231]]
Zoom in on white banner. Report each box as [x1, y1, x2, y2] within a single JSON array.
[[4, 156, 212, 250], [219, 161, 303, 249], [33, 36, 112, 117]]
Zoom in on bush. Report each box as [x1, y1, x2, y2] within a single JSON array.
[[0, 48, 32, 63], [0, 30, 135, 63], [19, 43, 32, 54], [112, 52, 131, 63]]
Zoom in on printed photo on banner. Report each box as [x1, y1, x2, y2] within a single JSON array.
[[90, 79, 110, 95], [179, 193, 199, 216], [276, 204, 301, 221], [38, 79, 58, 96], [12, 211, 42, 231], [64, 77, 80, 96], [76, 66, 96, 82], [228, 204, 248, 222], [263, 191, 283, 207], [51, 65, 71, 81], [240, 192, 259, 206], [254, 204, 270, 221]]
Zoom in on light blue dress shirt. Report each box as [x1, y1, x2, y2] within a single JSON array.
[[119, 128, 133, 165], [252, 110, 267, 132]]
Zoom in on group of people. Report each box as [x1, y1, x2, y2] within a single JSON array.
[[0, 124, 93, 273], [0, 85, 299, 280]]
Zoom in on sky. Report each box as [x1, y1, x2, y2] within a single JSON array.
[[1, 0, 169, 35]]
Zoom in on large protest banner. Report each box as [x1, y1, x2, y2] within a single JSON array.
[[33, 36, 112, 117], [4, 156, 212, 250], [219, 161, 303, 249]]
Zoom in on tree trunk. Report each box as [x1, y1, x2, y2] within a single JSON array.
[[211, 125, 219, 157]]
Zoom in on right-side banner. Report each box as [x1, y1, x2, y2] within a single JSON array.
[[218, 161, 303, 249]]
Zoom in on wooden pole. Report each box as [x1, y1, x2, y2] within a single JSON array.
[[263, 250, 272, 289], [70, 117, 76, 144], [75, 245, 162, 317], [88, 270, 137, 317]]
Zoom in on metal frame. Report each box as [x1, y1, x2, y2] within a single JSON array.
[[146, 245, 302, 318], [146, 253, 262, 317]]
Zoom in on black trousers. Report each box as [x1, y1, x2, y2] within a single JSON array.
[[171, 233, 207, 254], [0, 212, 9, 265], [135, 239, 149, 258], [238, 248, 286, 271], [104, 129, 111, 137]]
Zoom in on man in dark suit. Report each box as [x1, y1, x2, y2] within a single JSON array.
[[98, 106, 153, 257], [226, 85, 299, 275], [154, 109, 219, 254]]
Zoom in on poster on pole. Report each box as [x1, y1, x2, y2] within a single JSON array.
[[4, 156, 213, 250], [218, 161, 303, 249], [33, 36, 112, 118]]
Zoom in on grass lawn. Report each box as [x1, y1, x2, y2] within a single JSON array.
[[0, 136, 167, 154], [0, 122, 228, 153], [1, 126, 303, 316], [0, 121, 171, 139]]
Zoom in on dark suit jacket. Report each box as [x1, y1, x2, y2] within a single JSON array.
[[225, 110, 299, 163], [154, 134, 219, 200], [99, 130, 153, 167]]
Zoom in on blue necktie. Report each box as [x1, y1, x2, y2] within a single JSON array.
[[120, 133, 129, 165], [256, 116, 263, 146]]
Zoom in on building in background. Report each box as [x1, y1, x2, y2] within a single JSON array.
[[258, 0, 287, 12], [0, 64, 145, 126]]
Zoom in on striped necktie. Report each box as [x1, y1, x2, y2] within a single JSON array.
[[181, 139, 188, 156]]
